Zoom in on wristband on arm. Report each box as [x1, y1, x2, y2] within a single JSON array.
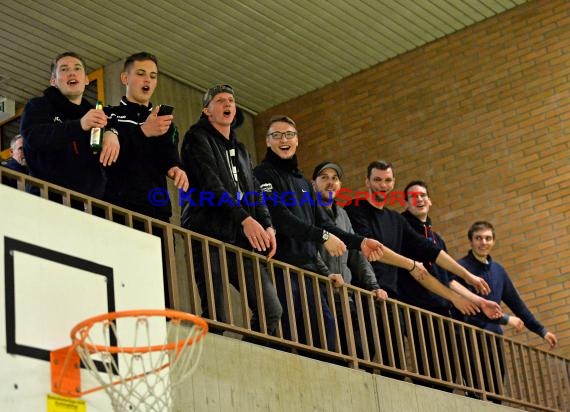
[[499, 314, 510, 325]]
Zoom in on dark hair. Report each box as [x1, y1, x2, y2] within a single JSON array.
[[123, 52, 159, 72], [467, 221, 496, 241], [266, 115, 297, 132], [366, 160, 393, 178], [403, 180, 428, 201], [51, 52, 87, 76]]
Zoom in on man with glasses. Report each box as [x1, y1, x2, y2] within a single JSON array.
[[253, 116, 385, 352], [180, 85, 282, 338]]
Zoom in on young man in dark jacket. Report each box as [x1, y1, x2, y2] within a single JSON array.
[[104, 52, 187, 222], [454, 221, 557, 400], [20, 52, 119, 199], [180, 85, 282, 336], [253, 116, 385, 352], [399, 181, 504, 390]]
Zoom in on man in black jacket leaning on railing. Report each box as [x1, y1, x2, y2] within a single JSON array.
[[253, 116, 385, 352], [180, 85, 282, 336]]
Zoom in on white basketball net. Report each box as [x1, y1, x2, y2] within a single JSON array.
[[73, 312, 206, 412]]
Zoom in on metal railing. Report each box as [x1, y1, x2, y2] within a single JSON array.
[[2, 166, 568, 411]]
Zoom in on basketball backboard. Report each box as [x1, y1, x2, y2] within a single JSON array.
[[0, 185, 165, 411]]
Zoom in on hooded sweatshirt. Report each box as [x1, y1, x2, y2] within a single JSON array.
[[180, 116, 272, 248]]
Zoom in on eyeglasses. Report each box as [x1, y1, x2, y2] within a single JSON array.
[[267, 131, 297, 140]]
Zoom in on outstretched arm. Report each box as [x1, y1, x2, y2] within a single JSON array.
[[543, 332, 557, 349], [504, 315, 525, 332], [449, 280, 502, 319], [435, 251, 490, 295], [375, 246, 479, 315], [411, 269, 480, 315], [375, 246, 425, 278]]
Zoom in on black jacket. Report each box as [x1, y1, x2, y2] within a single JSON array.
[[398, 210, 451, 314], [180, 117, 272, 248], [3, 158, 28, 174], [253, 149, 364, 272], [104, 98, 181, 220], [20, 86, 105, 198]]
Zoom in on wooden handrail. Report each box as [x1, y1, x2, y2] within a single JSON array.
[[2, 166, 568, 412]]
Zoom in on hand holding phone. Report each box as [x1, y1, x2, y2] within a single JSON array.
[[157, 104, 174, 116]]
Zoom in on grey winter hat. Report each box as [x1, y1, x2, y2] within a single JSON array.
[[202, 84, 235, 107]]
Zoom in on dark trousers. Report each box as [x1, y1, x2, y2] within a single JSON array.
[[363, 299, 405, 379], [461, 330, 506, 403], [408, 309, 456, 391], [335, 297, 364, 358], [192, 242, 282, 335], [274, 268, 336, 351]]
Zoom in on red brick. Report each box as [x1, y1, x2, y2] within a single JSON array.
[[254, 0, 570, 357]]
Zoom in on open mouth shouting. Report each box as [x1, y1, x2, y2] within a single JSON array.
[[374, 191, 388, 201], [277, 143, 295, 157]]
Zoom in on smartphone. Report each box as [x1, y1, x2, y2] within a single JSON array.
[[157, 104, 174, 116]]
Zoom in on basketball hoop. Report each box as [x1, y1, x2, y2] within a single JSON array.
[[50, 309, 208, 411]]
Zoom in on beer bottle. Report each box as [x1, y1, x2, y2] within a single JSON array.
[[90, 101, 104, 152]]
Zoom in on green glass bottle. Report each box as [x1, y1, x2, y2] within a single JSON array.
[[90, 101, 104, 153]]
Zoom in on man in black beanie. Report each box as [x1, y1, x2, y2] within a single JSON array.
[[180, 84, 282, 336]]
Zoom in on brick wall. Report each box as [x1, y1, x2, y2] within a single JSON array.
[[254, 0, 570, 357]]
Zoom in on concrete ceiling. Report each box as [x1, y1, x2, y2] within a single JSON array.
[[0, 0, 528, 114]]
